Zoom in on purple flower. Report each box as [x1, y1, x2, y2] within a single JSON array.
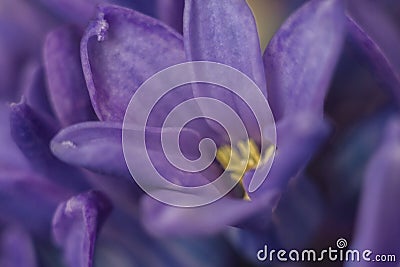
[[1, 1, 237, 266], [51, 0, 345, 236]]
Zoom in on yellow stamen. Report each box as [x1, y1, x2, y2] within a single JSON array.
[[215, 139, 274, 201]]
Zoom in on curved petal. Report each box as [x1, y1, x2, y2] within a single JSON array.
[[50, 121, 129, 178], [9, 101, 87, 189], [346, 0, 400, 102], [140, 188, 280, 236], [21, 63, 53, 116], [184, 0, 266, 93], [50, 122, 143, 215], [184, 0, 267, 136], [246, 112, 331, 196], [51, 121, 217, 187], [264, 0, 345, 120], [347, 118, 400, 263], [81, 4, 185, 122], [52, 190, 112, 267], [44, 25, 96, 126], [0, 227, 37, 267], [156, 0, 184, 33]]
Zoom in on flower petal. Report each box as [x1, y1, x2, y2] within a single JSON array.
[[50, 121, 128, 178], [346, 0, 400, 102], [22, 63, 53, 116], [246, 112, 331, 195], [9, 101, 87, 189], [347, 118, 400, 260], [51, 121, 216, 187], [52, 190, 112, 267], [264, 0, 345, 120], [140, 188, 280, 236], [81, 5, 185, 121], [184, 0, 266, 93], [44, 25, 96, 126], [183, 0, 268, 138], [0, 227, 37, 267], [50, 122, 143, 215], [0, 169, 72, 235], [156, 0, 184, 33]]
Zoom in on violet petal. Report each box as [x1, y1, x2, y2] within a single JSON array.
[[183, 0, 267, 136], [81, 5, 185, 121], [140, 187, 280, 236], [346, 0, 400, 102], [51, 121, 216, 187], [156, 0, 184, 33], [50, 121, 129, 178], [44, 25, 96, 126], [21, 63, 53, 116], [52, 190, 112, 267], [246, 112, 330, 197], [9, 101, 87, 189], [184, 0, 266, 93], [264, 0, 345, 120]]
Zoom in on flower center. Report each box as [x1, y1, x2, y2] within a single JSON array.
[[216, 139, 273, 201]]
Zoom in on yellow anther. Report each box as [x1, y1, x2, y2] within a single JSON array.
[[215, 139, 272, 201]]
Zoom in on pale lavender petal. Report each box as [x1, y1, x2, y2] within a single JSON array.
[[346, 119, 400, 266], [0, 227, 37, 267], [50, 121, 129, 178], [44, 25, 96, 126], [264, 0, 345, 120], [245, 112, 330, 197], [51, 122, 142, 214], [81, 5, 185, 121], [183, 0, 266, 135], [156, 0, 184, 33], [184, 0, 266, 93], [52, 190, 112, 267], [346, 0, 400, 102], [140, 188, 280, 236], [9, 101, 87, 189], [51, 121, 215, 187]]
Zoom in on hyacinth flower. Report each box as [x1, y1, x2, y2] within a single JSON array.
[[1, 2, 237, 267], [51, 0, 345, 237]]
